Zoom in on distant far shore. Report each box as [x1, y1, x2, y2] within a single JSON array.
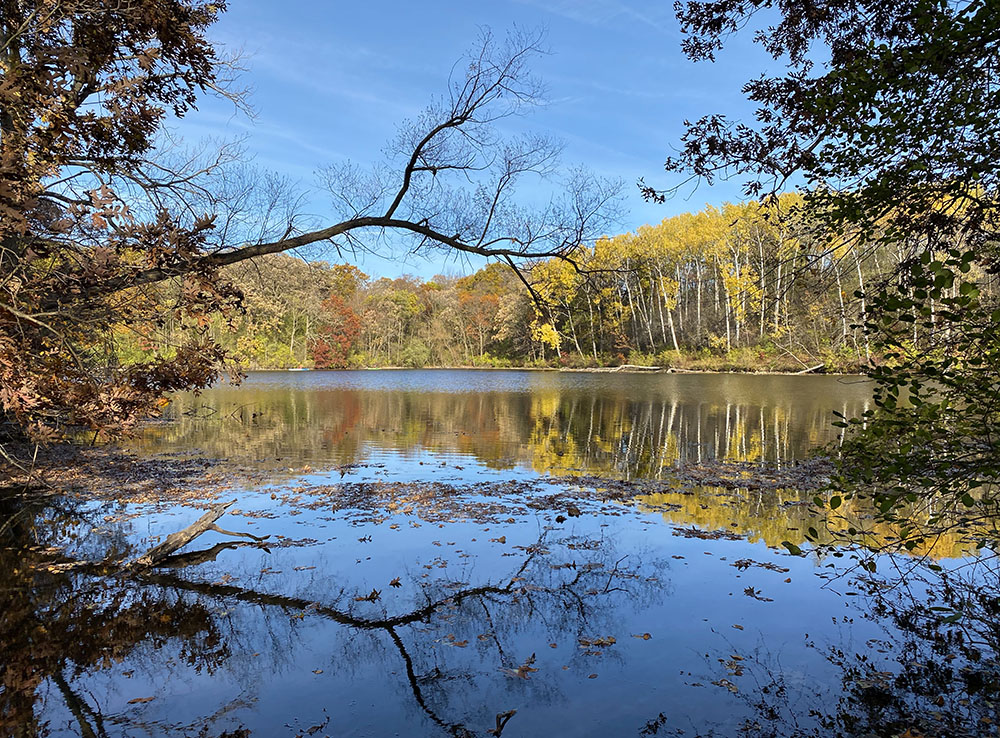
[[240, 363, 865, 377]]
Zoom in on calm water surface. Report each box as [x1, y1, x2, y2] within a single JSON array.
[[8, 371, 977, 737], [140, 370, 875, 475]]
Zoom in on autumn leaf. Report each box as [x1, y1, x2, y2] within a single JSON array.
[[500, 653, 538, 679]]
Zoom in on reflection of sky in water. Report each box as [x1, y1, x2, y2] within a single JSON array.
[[22, 479, 889, 737], [136, 370, 874, 476]]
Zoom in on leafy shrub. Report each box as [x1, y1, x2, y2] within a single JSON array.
[[400, 340, 431, 368]]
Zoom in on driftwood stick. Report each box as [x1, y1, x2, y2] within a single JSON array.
[[794, 363, 825, 375], [130, 500, 236, 569]]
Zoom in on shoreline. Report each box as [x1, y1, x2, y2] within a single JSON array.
[[238, 365, 867, 377]]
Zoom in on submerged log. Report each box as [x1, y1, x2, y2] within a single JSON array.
[[129, 499, 268, 570]]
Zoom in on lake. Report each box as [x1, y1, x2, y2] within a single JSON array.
[[5, 371, 983, 737]]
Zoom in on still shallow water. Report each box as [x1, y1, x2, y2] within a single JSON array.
[[9, 371, 980, 737]]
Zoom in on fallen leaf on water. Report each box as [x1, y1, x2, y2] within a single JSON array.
[[732, 624, 744, 630], [632, 633, 652, 640], [579, 636, 616, 648], [490, 536, 507, 544], [501, 653, 538, 679], [743, 586, 774, 602], [389, 577, 402, 588], [312, 669, 323, 674], [731, 558, 789, 573], [487, 709, 517, 737], [127, 696, 155, 704], [588, 673, 598, 679]]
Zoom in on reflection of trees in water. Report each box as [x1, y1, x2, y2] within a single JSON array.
[[0, 492, 232, 738], [636, 487, 819, 549], [2, 491, 668, 737], [635, 487, 972, 555], [138, 385, 869, 477], [642, 559, 1000, 738]]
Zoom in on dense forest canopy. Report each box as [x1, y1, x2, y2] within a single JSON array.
[[130, 191, 1000, 375]]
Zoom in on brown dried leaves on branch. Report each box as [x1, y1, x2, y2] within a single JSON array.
[[0, 1, 240, 444]]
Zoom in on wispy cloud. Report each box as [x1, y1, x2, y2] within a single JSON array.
[[183, 110, 354, 162], [512, 0, 675, 33]]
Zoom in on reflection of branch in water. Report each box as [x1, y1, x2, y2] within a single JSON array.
[[13, 501, 665, 738], [140, 549, 537, 632], [644, 562, 1000, 738], [479, 599, 510, 664], [158, 540, 269, 569], [138, 555, 540, 737], [386, 626, 480, 737], [52, 667, 108, 738], [131, 534, 665, 737]]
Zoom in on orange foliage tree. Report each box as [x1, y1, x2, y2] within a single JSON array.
[[310, 295, 361, 369]]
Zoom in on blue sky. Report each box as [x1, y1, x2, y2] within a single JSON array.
[[185, 0, 772, 278]]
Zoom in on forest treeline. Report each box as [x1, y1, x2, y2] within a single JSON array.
[[123, 193, 989, 372]]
